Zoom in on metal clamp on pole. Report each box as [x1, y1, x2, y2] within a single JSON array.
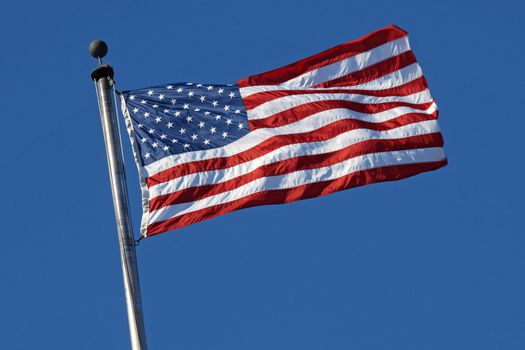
[[89, 39, 148, 350]]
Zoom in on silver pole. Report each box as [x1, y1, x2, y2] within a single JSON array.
[[90, 40, 148, 350]]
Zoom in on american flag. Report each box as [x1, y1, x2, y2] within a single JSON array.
[[120, 25, 446, 238]]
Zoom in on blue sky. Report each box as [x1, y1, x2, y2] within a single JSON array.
[[1, 0, 524, 349]]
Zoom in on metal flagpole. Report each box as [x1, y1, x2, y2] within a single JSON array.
[[89, 40, 148, 350]]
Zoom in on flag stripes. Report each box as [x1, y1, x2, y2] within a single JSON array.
[[147, 149, 446, 234], [149, 147, 445, 225], [148, 160, 446, 235], [147, 115, 440, 199]]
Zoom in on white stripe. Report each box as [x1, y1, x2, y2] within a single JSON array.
[[343, 63, 422, 90], [148, 147, 445, 224], [149, 119, 441, 198], [239, 36, 410, 98], [248, 89, 433, 121], [144, 103, 438, 176], [239, 63, 423, 98], [281, 37, 410, 88]]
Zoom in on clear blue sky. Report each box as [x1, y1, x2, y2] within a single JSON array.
[[1, 0, 524, 349]]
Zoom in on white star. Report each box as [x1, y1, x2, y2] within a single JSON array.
[[194, 108, 201, 112], [148, 128, 155, 134], [172, 138, 178, 143], [203, 139, 210, 145], [171, 99, 177, 105], [163, 109, 169, 113], [140, 137, 147, 143], [199, 96, 206, 102], [132, 108, 139, 113], [226, 118, 233, 125], [196, 84, 203, 87], [207, 85, 213, 91], [137, 123, 143, 129], [130, 95, 136, 100], [186, 116, 193, 123], [223, 105, 230, 111], [141, 100, 147, 104], [174, 111, 181, 117], [183, 143, 190, 149], [238, 122, 244, 129], [215, 115, 222, 120], [159, 94, 164, 100], [188, 91, 194, 97], [167, 85, 173, 90], [144, 153, 151, 158], [163, 145, 170, 151], [147, 90, 154, 96], [198, 121, 205, 128], [222, 131, 228, 138], [186, 82, 193, 85], [212, 101, 219, 107], [191, 134, 198, 140], [160, 134, 167, 139], [235, 109, 241, 114], [176, 88, 183, 93], [155, 117, 162, 123], [167, 122, 174, 128], [210, 127, 217, 134], [204, 111, 211, 116], [152, 142, 158, 148], [218, 88, 224, 94], [179, 128, 186, 134], [143, 112, 150, 117], [183, 103, 190, 109], [229, 92, 235, 98]]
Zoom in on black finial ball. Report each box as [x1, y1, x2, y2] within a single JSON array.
[[89, 40, 108, 59]]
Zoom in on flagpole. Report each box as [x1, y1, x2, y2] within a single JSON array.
[[89, 40, 148, 350]]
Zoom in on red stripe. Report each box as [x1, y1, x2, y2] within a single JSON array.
[[237, 25, 407, 88], [147, 111, 438, 187], [312, 50, 417, 88], [150, 133, 444, 211], [242, 76, 428, 111], [147, 159, 447, 235], [249, 99, 435, 131]]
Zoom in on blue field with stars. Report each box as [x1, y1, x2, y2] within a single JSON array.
[[122, 83, 249, 166]]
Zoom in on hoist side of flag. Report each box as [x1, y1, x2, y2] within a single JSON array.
[[120, 24, 447, 238]]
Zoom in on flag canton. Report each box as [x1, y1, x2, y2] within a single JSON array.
[[122, 83, 249, 166]]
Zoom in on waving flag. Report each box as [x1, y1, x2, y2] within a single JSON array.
[[120, 25, 446, 238]]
